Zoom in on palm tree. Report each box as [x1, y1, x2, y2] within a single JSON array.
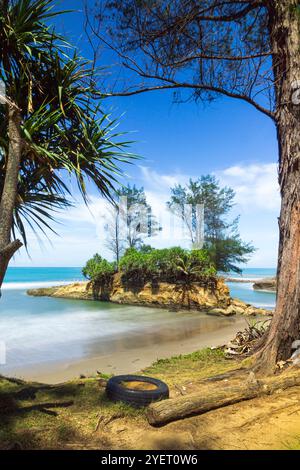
[[0, 1, 133, 290]]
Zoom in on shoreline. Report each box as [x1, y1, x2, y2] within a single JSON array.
[[27, 279, 274, 316], [4, 315, 249, 384], [1, 274, 274, 385]]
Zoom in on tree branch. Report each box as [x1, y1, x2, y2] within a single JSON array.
[[145, 1, 264, 40], [156, 52, 272, 68], [193, 2, 263, 22], [0, 240, 23, 260], [100, 81, 275, 120]]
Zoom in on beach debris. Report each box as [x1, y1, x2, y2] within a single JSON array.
[[174, 384, 186, 396], [276, 360, 288, 370], [292, 357, 300, 367], [291, 340, 300, 350], [225, 319, 271, 357], [98, 378, 108, 388], [291, 349, 300, 360], [279, 341, 300, 367], [290, 347, 300, 366], [94, 413, 124, 432]]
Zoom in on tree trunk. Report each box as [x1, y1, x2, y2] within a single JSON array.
[[0, 105, 23, 291], [147, 369, 300, 426], [254, 1, 300, 374]]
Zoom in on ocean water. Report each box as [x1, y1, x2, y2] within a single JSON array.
[[0, 266, 276, 376], [226, 268, 276, 281], [226, 268, 276, 310], [2, 267, 84, 290]]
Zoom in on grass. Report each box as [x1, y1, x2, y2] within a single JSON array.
[[143, 348, 236, 386], [0, 375, 143, 449], [0, 348, 236, 449]]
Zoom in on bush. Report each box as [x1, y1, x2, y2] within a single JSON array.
[[119, 247, 216, 286], [119, 248, 151, 284], [83, 248, 217, 288], [82, 254, 116, 284]]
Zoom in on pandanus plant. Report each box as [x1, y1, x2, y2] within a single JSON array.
[[0, 0, 134, 291]]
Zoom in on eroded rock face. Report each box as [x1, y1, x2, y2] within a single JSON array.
[[28, 275, 273, 317], [109, 273, 230, 310], [28, 282, 94, 300]]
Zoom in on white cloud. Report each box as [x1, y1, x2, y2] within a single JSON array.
[[11, 162, 280, 267], [217, 163, 280, 211], [140, 163, 280, 212], [138, 163, 280, 267], [139, 165, 190, 191]]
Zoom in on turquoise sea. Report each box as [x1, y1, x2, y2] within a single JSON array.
[[225, 268, 276, 310], [0, 266, 276, 378], [3, 266, 84, 288]]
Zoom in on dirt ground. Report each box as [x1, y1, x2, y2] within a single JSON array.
[[99, 387, 300, 450], [1, 349, 300, 450]]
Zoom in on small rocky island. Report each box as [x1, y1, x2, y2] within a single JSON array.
[[226, 276, 276, 292], [28, 248, 273, 317], [253, 277, 276, 292]]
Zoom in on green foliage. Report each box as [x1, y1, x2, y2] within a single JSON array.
[[143, 347, 235, 386], [119, 246, 216, 286], [83, 247, 216, 287], [0, 0, 135, 248], [168, 175, 255, 273], [206, 237, 255, 274], [82, 254, 116, 284], [168, 175, 236, 240], [139, 244, 155, 254]]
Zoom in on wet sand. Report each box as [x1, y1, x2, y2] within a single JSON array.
[[7, 314, 248, 384]]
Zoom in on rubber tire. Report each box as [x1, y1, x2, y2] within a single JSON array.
[[106, 374, 169, 408]]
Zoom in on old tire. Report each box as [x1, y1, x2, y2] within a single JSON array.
[[106, 375, 169, 408]]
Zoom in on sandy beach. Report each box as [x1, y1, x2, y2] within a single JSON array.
[[6, 314, 248, 384], [1, 269, 275, 386]]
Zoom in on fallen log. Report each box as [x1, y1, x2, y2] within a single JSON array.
[[147, 368, 300, 426]]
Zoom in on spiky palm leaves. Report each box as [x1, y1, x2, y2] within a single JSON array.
[[0, 1, 134, 248]]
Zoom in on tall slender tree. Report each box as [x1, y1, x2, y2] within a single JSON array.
[[104, 185, 161, 261], [103, 203, 126, 266], [89, 0, 300, 374], [167, 176, 255, 273]]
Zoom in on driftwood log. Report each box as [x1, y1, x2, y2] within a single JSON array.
[[147, 369, 300, 426]]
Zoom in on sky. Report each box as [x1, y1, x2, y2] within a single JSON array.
[[11, 0, 280, 268]]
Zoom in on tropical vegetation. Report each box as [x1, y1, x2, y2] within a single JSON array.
[[167, 175, 255, 273], [82, 254, 116, 286], [83, 247, 217, 288], [0, 0, 133, 290]]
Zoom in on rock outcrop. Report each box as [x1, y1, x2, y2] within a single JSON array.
[[28, 274, 273, 317], [253, 277, 277, 292]]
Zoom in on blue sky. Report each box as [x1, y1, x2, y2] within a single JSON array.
[[11, 0, 280, 268]]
